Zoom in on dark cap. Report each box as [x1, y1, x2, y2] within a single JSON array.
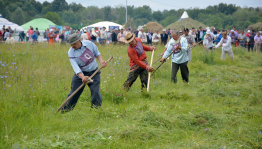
[[68, 33, 80, 45]]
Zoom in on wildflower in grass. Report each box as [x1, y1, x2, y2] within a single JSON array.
[[29, 84, 31, 86], [4, 88, 5, 89], [251, 80, 253, 82], [13, 55, 15, 56], [3, 82, 5, 83], [6, 72, 8, 73], [4, 76, 7, 78], [205, 128, 210, 131], [8, 85, 11, 87], [32, 76, 34, 77], [109, 74, 111, 76], [1, 76, 3, 79], [2, 64, 5, 66]]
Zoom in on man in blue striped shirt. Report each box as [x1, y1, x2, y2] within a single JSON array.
[[161, 30, 189, 83], [62, 33, 107, 113]]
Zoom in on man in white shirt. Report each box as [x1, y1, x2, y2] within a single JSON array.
[[182, 28, 196, 64], [213, 31, 234, 60], [100, 27, 107, 45], [117, 29, 125, 44], [138, 28, 147, 43], [189, 27, 197, 42], [80, 30, 89, 41], [203, 30, 214, 53]]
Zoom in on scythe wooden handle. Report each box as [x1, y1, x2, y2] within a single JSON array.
[[147, 50, 155, 92], [55, 56, 113, 114], [150, 49, 176, 77]]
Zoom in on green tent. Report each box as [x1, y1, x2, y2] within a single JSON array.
[[21, 18, 56, 31]]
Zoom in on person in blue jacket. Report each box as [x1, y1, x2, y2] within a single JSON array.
[[214, 30, 222, 45], [32, 31, 38, 44]]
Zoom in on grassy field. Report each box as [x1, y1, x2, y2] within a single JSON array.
[[0, 42, 262, 148]]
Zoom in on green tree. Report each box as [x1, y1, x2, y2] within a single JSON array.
[[62, 10, 76, 24], [0, 0, 9, 18], [103, 6, 112, 21], [43, 1, 51, 7], [134, 5, 152, 20], [69, 2, 85, 13], [11, 7, 24, 25], [51, 0, 68, 12], [152, 11, 163, 22], [45, 11, 63, 25], [35, 1, 43, 13], [41, 7, 51, 15]]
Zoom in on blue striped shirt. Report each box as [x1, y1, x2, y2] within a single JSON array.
[[163, 37, 188, 64], [68, 40, 101, 76]]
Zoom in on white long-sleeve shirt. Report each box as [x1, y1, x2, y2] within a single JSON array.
[[100, 30, 107, 39], [203, 34, 214, 48], [5, 37, 15, 44], [152, 33, 160, 43], [81, 33, 89, 41], [138, 31, 147, 43], [215, 36, 232, 51]]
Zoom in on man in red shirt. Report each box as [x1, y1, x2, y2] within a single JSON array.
[[123, 32, 156, 91]]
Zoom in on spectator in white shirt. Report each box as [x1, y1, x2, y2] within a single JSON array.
[[117, 29, 125, 44], [138, 28, 147, 43], [80, 30, 89, 41], [203, 30, 214, 53], [152, 30, 160, 44], [214, 31, 234, 60], [5, 33, 15, 44], [100, 27, 107, 45]]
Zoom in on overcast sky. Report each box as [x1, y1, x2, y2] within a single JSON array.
[[39, 0, 261, 11]]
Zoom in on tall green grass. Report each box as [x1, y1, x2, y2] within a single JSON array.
[[0, 42, 261, 148]]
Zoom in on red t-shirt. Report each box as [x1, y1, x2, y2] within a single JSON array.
[[128, 38, 151, 69]]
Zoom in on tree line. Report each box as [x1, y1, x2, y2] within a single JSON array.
[[0, 0, 262, 30]]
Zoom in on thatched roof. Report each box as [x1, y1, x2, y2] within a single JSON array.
[[165, 18, 208, 30], [144, 22, 164, 32]]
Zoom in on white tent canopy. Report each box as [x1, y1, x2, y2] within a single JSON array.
[[82, 21, 123, 31], [0, 14, 24, 32], [178, 11, 189, 21]]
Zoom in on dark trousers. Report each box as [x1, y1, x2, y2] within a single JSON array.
[[162, 40, 167, 45], [171, 61, 189, 83], [147, 39, 152, 45], [123, 67, 148, 91], [62, 70, 102, 113], [99, 39, 106, 45], [248, 43, 254, 52]]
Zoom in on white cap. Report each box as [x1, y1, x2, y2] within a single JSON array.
[[163, 29, 166, 31], [114, 28, 118, 30], [231, 30, 234, 32], [206, 30, 211, 34], [248, 30, 250, 33], [50, 29, 54, 32], [206, 27, 210, 30], [259, 31, 262, 33]]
